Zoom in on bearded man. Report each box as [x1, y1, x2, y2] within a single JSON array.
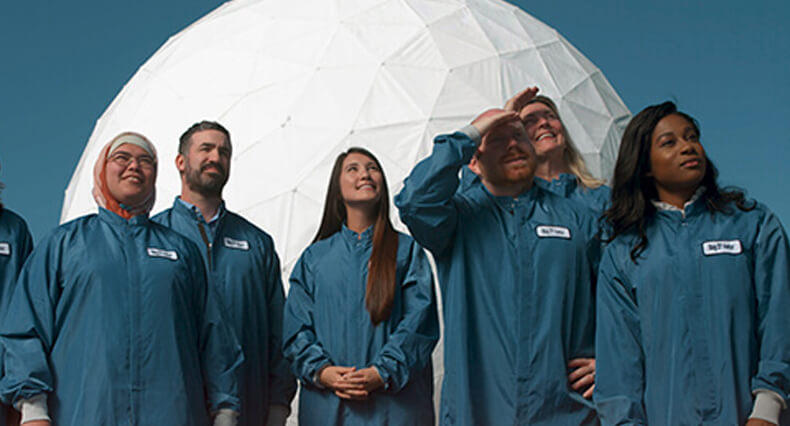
[[395, 88, 601, 425], [153, 121, 296, 426]]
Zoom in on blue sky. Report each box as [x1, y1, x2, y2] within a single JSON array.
[[2, 0, 788, 241]]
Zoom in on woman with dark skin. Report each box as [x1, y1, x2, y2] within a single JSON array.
[[595, 101, 789, 425], [283, 147, 439, 426]]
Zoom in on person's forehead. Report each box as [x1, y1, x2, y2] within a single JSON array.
[[521, 102, 553, 117], [343, 152, 375, 166], [113, 143, 151, 156], [487, 120, 526, 136], [191, 129, 229, 147], [653, 114, 695, 138]]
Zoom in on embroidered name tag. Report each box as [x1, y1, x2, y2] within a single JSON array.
[[147, 247, 178, 260], [536, 225, 571, 239], [702, 240, 742, 256], [224, 237, 250, 251], [0, 242, 9, 256]]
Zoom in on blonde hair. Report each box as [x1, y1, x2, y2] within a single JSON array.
[[526, 95, 605, 189]]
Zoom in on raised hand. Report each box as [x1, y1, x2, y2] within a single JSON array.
[[504, 86, 539, 114], [471, 109, 520, 145]]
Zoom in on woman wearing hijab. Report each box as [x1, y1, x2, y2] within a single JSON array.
[[283, 147, 439, 425], [595, 102, 790, 425], [0, 162, 33, 426], [0, 132, 243, 426]]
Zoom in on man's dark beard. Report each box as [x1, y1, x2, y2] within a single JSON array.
[[185, 162, 227, 197]]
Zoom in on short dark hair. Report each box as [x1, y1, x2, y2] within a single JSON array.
[[179, 121, 231, 155]]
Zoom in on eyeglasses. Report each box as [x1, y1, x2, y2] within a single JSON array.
[[109, 152, 156, 169]]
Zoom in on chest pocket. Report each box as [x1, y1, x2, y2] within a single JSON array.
[[144, 247, 198, 305], [698, 239, 750, 267], [697, 238, 754, 310], [531, 224, 582, 273]]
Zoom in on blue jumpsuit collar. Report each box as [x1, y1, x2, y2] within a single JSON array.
[[654, 187, 708, 222], [534, 173, 577, 197], [486, 182, 542, 214], [340, 223, 374, 247], [98, 207, 149, 226], [173, 196, 226, 225]]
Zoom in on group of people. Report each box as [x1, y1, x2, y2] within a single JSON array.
[[0, 85, 787, 426]]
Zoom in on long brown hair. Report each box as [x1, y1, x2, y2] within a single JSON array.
[[313, 147, 399, 325]]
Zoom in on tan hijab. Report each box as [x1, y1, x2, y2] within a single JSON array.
[[92, 132, 157, 219]]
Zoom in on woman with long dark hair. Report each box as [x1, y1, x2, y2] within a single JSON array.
[[595, 101, 790, 425], [283, 147, 439, 425]]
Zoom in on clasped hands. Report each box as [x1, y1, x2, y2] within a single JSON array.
[[319, 365, 384, 400]]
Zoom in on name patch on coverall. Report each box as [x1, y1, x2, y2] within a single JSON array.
[[223, 237, 250, 251], [702, 240, 742, 256], [147, 247, 179, 260], [0, 242, 9, 256], [536, 225, 571, 239]]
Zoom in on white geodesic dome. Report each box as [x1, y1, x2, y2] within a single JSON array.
[[62, 0, 629, 421]]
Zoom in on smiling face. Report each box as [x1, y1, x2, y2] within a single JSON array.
[[339, 152, 383, 210], [469, 119, 537, 194], [105, 143, 156, 206], [649, 113, 707, 199], [520, 101, 566, 158], [176, 129, 231, 197]]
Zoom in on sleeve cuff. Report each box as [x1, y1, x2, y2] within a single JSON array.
[[265, 404, 290, 426], [749, 389, 786, 424], [312, 363, 331, 388], [213, 408, 239, 426], [372, 365, 391, 390], [459, 124, 481, 145], [18, 394, 50, 424]]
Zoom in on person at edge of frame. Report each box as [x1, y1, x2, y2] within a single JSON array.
[[595, 101, 790, 425], [0, 160, 34, 426], [0, 132, 243, 426]]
